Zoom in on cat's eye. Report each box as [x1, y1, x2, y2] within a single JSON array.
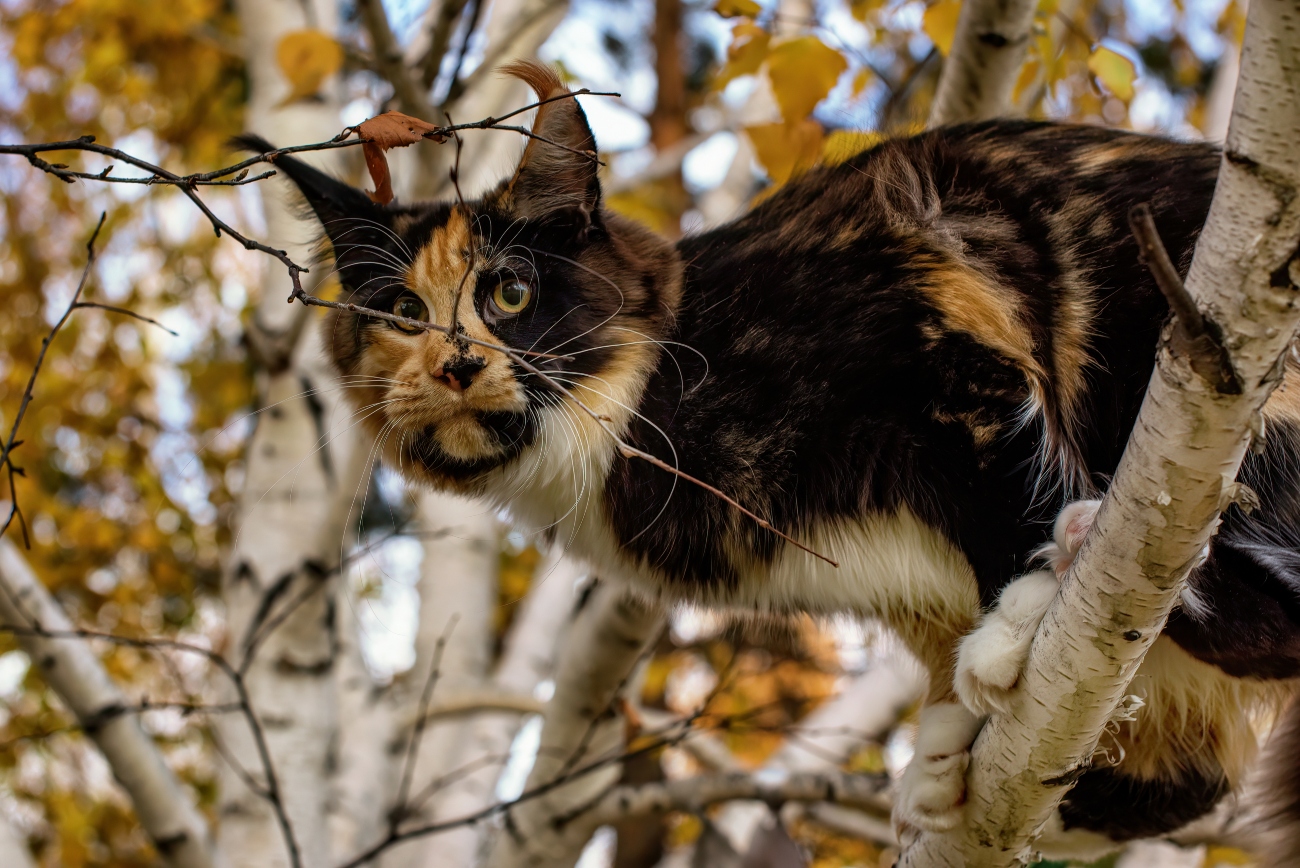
[[391, 294, 429, 333], [490, 279, 533, 317]]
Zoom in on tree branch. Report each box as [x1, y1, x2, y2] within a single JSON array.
[[927, 0, 1038, 126], [0, 540, 220, 868], [903, 0, 1300, 863]]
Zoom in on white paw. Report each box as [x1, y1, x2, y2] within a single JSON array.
[[1038, 499, 1101, 576], [893, 703, 982, 836], [955, 570, 1059, 715]]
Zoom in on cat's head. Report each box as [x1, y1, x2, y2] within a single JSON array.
[[270, 63, 681, 493]]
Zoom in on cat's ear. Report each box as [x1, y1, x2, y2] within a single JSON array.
[[499, 62, 601, 230], [233, 134, 395, 293]]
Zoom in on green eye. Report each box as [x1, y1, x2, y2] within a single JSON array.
[[391, 294, 428, 332], [491, 279, 533, 316]]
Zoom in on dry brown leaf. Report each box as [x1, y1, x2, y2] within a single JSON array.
[[355, 111, 447, 204], [357, 111, 447, 149], [362, 141, 393, 205]]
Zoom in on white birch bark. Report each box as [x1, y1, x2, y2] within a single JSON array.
[[0, 809, 36, 868], [485, 579, 662, 868], [386, 491, 499, 868], [328, 588, 397, 859], [903, 0, 1300, 863], [218, 2, 357, 865], [458, 547, 583, 862], [928, 0, 1038, 126], [0, 540, 219, 868]]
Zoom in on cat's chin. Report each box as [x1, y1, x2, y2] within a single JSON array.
[[388, 409, 533, 491]]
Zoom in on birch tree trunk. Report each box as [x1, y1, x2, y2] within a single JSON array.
[[0, 809, 36, 868], [0, 540, 220, 868], [458, 547, 583, 861], [928, 0, 1038, 126], [328, 586, 397, 859], [903, 0, 1300, 863], [486, 580, 663, 868], [387, 492, 499, 868], [217, 2, 357, 865]]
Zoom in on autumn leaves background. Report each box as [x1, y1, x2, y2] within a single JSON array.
[[0, 0, 1252, 865]]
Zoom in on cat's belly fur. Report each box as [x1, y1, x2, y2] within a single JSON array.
[[480, 409, 981, 627]]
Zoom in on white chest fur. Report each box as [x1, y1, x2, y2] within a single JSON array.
[[482, 400, 981, 626]]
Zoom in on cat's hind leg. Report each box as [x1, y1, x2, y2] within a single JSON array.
[[894, 701, 983, 836], [955, 499, 1098, 716]]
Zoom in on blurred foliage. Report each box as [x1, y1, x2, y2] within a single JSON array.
[[0, 0, 1252, 864], [0, 0, 250, 864]]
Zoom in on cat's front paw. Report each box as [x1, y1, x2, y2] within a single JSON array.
[[1040, 499, 1101, 576], [893, 703, 982, 838], [955, 570, 1059, 715]]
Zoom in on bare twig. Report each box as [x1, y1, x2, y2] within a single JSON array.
[[356, 0, 438, 120], [1129, 203, 1242, 394], [420, 0, 474, 90], [288, 291, 574, 361], [446, 126, 475, 335], [391, 617, 457, 828], [72, 302, 180, 336], [0, 699, 246, 750], [0, 214, 106, 543]]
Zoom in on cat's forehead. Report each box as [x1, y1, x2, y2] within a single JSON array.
[[407, 207, 472, 287]]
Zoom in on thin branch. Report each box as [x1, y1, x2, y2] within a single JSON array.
[[288, 291, 574, 361], [72, 302, 179, 336], [400, 690, 547, 731], [1128, 203, 1241, 394], [0, 700, 245, 750], [420, 0, 474, 90], [391, 617, 457, 828], [356, 0, 438, 120], [446, 126, 474, 335], [0, 214, 106, 542]]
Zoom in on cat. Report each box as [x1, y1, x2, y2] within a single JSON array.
[[244, 61, 1300, 857]]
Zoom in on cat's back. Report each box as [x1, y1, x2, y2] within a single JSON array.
[[622, 122, 1221, 595], [685, 120, 1219, 280], [670, 120, 1221, 480]]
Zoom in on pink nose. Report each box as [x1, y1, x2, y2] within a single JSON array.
[[431, 366, 466, 392], [430, 356, 486, 392]]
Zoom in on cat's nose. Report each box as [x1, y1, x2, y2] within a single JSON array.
[[431, 356, 486, 392]]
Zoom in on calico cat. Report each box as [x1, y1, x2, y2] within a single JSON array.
[[247, 62, 1300, 855]]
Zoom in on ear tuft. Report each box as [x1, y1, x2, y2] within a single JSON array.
[[500, 61, 567, 102], [499, 61, 601, 225]]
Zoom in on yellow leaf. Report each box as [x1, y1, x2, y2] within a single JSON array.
[[746, 119, 824, 185], [851, 67, 872, 98], [1087, 45, 1137, 101], [766, 36, 848, 123], [275, 29, 343, 105], [1012, 58, 1041, 104], [822, 129, 883, 165], [849, 0, 886, 22], [716, 22, 772, 87], [714, 0, 762, 18], [923, 0, 963, 56], [1203, 846, 1254, 866]]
